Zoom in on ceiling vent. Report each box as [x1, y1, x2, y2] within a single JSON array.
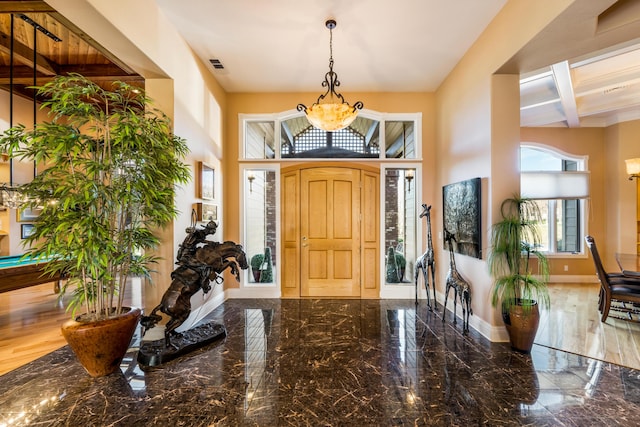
[[209, 58, 225, 70]]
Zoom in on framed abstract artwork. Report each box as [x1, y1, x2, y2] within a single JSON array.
[[197, 161, 215, 200], [442, 177, 482, 259]]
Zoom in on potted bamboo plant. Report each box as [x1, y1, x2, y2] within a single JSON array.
[[487, 195, 550, 352], [0, 73, 190, 376]]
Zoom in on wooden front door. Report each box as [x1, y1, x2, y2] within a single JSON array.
[[300, 168, 361, 297], [281, 164, 379, 298]]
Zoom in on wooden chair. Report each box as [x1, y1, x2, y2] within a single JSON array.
[[585, 235, 640, 322]]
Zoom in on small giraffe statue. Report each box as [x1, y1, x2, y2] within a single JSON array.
[[415, 204, 436, 310], [442, 228, 473, 333]]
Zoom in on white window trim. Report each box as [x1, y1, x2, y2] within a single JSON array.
[[240, 110, 422, 161], [239, 163, 281, 295], [521, 143, 589, 258]]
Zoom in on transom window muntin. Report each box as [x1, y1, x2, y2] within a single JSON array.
[[242, 111, 420, 160]]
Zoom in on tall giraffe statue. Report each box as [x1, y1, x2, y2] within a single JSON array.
[[415, 204, 436, 310], [442, 228, 472, 333]]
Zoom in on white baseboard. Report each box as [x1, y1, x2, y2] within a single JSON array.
[[226, 286, 281, 299], [380, 285, 423, 300]]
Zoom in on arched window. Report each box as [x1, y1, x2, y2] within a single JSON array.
[[521, 144, 588, 255]]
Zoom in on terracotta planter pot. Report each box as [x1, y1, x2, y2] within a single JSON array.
[[61, 307, 141, 377], [502, 299, 540, 353]]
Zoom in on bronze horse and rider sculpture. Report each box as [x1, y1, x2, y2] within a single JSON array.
[[141, 219, 248, 349]]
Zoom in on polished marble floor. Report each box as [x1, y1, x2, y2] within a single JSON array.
[[2, 298, 640, 426]]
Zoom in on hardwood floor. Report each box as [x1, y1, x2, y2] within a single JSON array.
[[538, 282, 640, 370], [1, 281, 639, 376], [0, 279, 144, 376], [0, 282, 69, 375]]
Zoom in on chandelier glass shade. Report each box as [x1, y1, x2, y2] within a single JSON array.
[[297, 19, 363, 132]]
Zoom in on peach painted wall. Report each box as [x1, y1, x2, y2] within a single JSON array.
[[604, 120, 640, 261], [436, 0, 573, 340]]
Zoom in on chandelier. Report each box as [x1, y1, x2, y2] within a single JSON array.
[[297, 19, 363, 132], [0, 183, 27, 209]]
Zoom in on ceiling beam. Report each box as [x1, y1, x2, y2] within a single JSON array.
[[0, 32, 57, 75], [0, 1, 55, 13], [49, 12, 137, 75], [551, 61, 581, 128], [0, 84, 37, 101]]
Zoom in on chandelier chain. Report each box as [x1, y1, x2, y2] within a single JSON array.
[[329, 24, 334, 73]]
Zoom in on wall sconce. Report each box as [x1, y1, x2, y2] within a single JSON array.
[[625, 158, 640, 180], [247, 172, 255, 193], [405, 170, 414, 192]]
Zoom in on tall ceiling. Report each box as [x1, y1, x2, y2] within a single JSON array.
[[2, 1, 640, 129], [154, 0, 640, 128], [155, 0, 507, 93]]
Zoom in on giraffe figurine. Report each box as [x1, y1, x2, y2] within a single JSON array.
[[415, 204, 436, 310], [442, 228, 473, 333]]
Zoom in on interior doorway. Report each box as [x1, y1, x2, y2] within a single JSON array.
[[281, 164, 379, 298]]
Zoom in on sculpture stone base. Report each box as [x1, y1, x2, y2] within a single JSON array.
[[137, 322, 226, 369]]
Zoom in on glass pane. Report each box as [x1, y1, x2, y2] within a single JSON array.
[[385, 121, 415, 159], [557, 199, 580, 253], [532, 200, 550, 252], [245, 169, 277, 283], [384, 168, 417, 285], [280, 115, 380, 158], [245, 121, 275, 159], [520, 147, 562, 171]]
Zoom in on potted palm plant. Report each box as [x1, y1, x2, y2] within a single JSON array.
[[487, 195, 550, 353], [0, 73, 190, 376]]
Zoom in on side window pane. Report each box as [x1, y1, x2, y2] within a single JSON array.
[[557, 199, 580, 253], [245, 122, 275, 159], [385, 121, 415, 159], [533, 200, 550, 252], [384, 168, 416, 285], [245, 169, 277, 283]]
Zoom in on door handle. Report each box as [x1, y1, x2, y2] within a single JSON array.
[[302, 236, 307, 247]]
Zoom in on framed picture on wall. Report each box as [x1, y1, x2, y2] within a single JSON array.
[[197, 161, 215, 200], [194, 202, 218, 222], [21, 224, 34, 239], [17, 207, 41, 222], [442, 177, 482, 259]]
